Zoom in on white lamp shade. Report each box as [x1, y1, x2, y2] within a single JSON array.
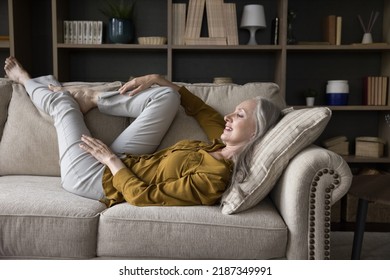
[[240, 5, 266, 28]]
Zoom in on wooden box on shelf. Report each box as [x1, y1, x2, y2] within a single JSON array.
[[355, 137, 385, 158]]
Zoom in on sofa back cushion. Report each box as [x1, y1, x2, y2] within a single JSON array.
[[158, 82, 285, 149], [0, 81, 284, 176], [0, 82, 130, 176]]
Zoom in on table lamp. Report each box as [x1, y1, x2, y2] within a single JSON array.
[[240, 4, 266, 45]]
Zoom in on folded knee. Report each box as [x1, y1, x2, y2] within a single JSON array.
[[155, 86, 180, 108]]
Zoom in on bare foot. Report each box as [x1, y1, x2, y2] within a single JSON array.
[[48, 84, 100, 114], [4, 56, 31, 84]]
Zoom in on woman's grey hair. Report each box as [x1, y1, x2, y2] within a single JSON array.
[[229, 97, 281, 185]]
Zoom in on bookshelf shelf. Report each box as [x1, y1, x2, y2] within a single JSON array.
[[293, 105, 390, 111], [343, 155, 390, 164], [287, 44, 390, 51], [171, 45, 282, 51], [57, 43, 168, 50]]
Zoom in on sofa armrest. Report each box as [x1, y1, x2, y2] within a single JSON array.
[[270, 145, 352, 260]]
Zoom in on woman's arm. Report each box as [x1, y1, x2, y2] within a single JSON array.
[[179, 87, 225, 141], [79, 135, 125, 176], [118, 74, 180, 95]]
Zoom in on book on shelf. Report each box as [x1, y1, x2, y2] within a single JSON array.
[[173, 3, 186, 45], [323, 15, 342, 45], [271, 17, 279, 45], [77, 21, 83, 44], [336, 16, 342, 45], [363, 76, 389, 106], [63, 21, 102, 44], [0, 35, 10, 41]]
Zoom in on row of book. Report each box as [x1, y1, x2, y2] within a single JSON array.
[[323, 15, 342, 45], [173, 0, 239, 46], [63, 21, 103, 44], [363, 76, 389, 106]]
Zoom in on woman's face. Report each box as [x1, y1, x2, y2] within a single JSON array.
[[221, 99, 257, 147]]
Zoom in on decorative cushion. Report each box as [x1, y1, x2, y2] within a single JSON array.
[[221, 107, 332, 215]]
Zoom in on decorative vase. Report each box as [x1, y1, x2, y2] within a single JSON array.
[[362, 32, 373, 44], [306, 97, 315, 106], [287, 22, 297, 45], [287, 10, 297, 45], [108, 18, 134, 44], [326, 80, 349, 105]]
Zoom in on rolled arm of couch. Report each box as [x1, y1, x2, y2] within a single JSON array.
[[270, 145, 352, 260]]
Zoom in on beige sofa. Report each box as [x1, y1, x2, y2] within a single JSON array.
[[0, 78, 352, 260]]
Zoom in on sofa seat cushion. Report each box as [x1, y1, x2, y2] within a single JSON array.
[[0, 176, 106, 259], [97, 197, 287, 259]]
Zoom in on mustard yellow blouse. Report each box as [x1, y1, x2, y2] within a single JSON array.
[[101, 87, 232, 207]]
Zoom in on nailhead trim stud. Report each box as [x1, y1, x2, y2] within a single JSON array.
[[308, 168, 341, 260]]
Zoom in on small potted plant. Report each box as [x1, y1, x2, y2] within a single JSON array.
[[303, 88, 318, 106], [100, 0, 136, 44]]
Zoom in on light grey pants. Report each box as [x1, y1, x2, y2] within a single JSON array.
[[25, 75, 180, 200]]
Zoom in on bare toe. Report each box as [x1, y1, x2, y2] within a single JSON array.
[[48, 84, 62, 92], [4, 57, 31, 84]]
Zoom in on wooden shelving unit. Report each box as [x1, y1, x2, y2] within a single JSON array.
[[1, 0, 45, 77], [0, 0, 11, 77], [48, 1, 390, 102]]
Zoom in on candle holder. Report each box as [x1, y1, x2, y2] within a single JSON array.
[[358, 11, 379, 44]]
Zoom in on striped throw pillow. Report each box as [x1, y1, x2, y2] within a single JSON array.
[[221, 107, 332, 214]]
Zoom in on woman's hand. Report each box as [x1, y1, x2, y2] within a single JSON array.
[[79, 135, 125, 175], [118, 74, 180, 96]]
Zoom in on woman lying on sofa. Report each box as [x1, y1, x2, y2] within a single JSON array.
[[4, 56, 280, 207]]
